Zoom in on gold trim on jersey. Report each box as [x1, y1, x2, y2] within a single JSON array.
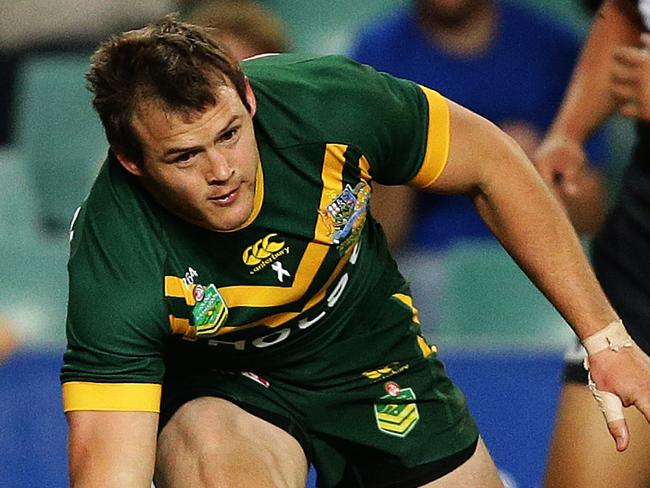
[[168, 315, 195, 337], [417, 336, 436, 357], [165, 144, 363, 335], [223, 160, 265, 232], [165, 276, 197, 306], [359, 155, 372, 183], [410, 87, 450, 189], [62, 381, 161, 412], [216, 241, 355, 334], [392, 293, 421, 325], [391, 293, 437, 356]]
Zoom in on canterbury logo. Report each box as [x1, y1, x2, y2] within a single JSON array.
[[242, 233, 286, 265]]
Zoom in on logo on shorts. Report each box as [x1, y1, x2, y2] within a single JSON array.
[[362, 362, 410, 381], [318, 182, 370, 254], [191, 283, 228, 337], [374, 386, 420, 437]]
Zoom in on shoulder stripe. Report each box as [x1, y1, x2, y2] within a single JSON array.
[[62, 382, 161, 412], [410, 86, 450, 189]]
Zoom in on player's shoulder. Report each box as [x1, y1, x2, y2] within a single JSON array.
[[243, 52, 371, 86], [69, 154, 166, 281], [245, 53, 424, 147]]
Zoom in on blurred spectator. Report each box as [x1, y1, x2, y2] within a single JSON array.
[[186, 0, 290, 60], [351, 0, 610, 250], [0, 319, 19, 364]]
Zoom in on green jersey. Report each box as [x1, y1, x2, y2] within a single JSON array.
[[61, 54, 450, 412]]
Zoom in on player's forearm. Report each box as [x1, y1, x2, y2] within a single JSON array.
[[474, 136, 618, 340], [67, 411, 158, 488], [547, 0, 642, 144]]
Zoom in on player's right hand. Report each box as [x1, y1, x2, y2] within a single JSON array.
[[587, 343, 650, 451], [532, 137, 586, 198]]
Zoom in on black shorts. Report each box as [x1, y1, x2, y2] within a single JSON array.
[[159, 295, 480, 487], [563, 198, 650, 385]]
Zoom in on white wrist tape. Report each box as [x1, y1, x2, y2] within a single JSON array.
[[582, 319, 634, 423], [582, 319, 634, 356]]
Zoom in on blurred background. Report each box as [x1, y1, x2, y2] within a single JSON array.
[[0, 1, 633, 487]]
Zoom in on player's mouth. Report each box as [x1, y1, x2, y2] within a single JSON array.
[[209, 186, 239, 206]]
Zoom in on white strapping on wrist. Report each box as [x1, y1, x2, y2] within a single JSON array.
[[582, 319, 633, 356], [582, 319, 633, 423]]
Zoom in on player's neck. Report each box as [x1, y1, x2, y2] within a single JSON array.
[[418, 2, 497, 57]]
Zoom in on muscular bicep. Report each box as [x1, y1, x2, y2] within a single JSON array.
[[425, 99, 528, 195], [67, 410, 158, 487]]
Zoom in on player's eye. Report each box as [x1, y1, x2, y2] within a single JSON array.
[[173, 150, 198, 164], [219, 127, 239, 143]]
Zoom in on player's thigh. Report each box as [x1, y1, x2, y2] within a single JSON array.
[[421, 436, 503, 488], [544, 383, 650, 488], [155, 397, 308, 488]]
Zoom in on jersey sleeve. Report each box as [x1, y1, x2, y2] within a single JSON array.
[[327, 57, 451, 188], [245, 55, 451, 188], [61, 196, 168, 413]]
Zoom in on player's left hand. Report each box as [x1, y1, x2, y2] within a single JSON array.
[[611, 33, 650, 121], [586, 343, 650, 451]]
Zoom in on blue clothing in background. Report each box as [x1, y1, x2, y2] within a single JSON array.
[[351, 1, 608, 250]]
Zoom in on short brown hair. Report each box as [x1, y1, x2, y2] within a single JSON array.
[[187, 0, 289, 57], [86, 14, 249, 163]]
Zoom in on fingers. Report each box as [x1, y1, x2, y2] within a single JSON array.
[[607, 418, 630, 452], [587, 370, 630, 450], [618, 100, 641, 119], [610, 71, 638, 99], [641, 33, 650, 49], [613, 45, 641, 65], [633, 396, 650, 424]]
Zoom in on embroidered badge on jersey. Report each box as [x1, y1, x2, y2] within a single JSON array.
[[319, 181, 371, 254], [374, 385, 420, 437], [191, 283, 229, 337]]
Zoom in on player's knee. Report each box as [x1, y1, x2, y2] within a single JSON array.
[[157, 398, 307, 487]]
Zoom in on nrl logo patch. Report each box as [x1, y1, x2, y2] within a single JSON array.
[[374, 386, 420, 437], [191, 283, 228, 337], [318, 181, 370, 254]]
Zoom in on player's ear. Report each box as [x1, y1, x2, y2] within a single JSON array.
[[244, 76, 257, 117], [115, 151, 144, 177]]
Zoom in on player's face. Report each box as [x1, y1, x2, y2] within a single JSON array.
[[418, 0, 484, 23], [119, 81, 260, 232]]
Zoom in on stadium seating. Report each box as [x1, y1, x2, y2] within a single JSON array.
[[0, 149, 39, 239], [12, 53, 107, 236], [398, 241, 575, 351], [0, 235, 69, 347]]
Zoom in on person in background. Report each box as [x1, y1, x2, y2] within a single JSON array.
[[534, 1, 650, 486], [351, 0, 609, 250], [185, 0, 289, 61], [0, 318, 19, 364]]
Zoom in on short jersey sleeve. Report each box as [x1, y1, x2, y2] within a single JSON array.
[[244, 55, 451, 188], [331, 58, 451, 188], [61, 166, 169, 412], [327, 58, 451, 187]]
